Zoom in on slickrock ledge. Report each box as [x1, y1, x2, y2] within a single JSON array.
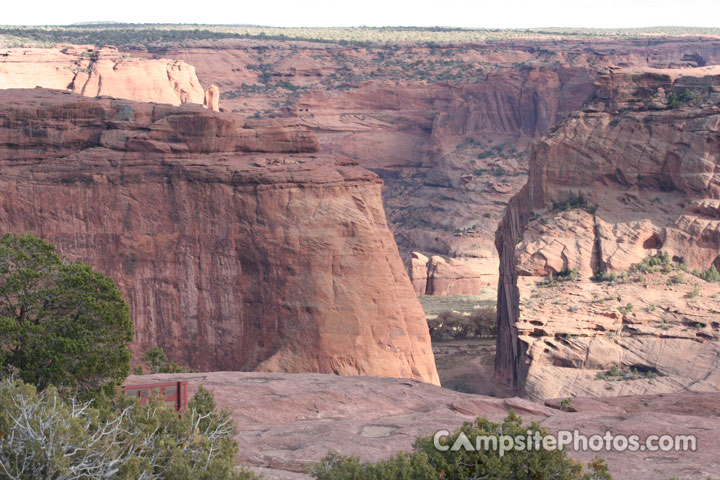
[[129, 372, 720, 480]]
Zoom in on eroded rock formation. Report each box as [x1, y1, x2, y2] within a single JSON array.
[[0, 89, 439, 385], [409, 251, 496, 295], [204, 84, 220, 111], [6, 39, 720, 294], [0, 45, 206, 106], [496, 67, 720, 400]]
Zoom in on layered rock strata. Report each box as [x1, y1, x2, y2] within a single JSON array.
[[155, 38, 720, 293]]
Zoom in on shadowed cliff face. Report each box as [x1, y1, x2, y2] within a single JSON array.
[[0, 89, 439, 385], [495, 68, 720, 399], [147, 38, 720, 293]]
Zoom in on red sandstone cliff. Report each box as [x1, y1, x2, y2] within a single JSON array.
[[496, 67, 720, 400], [0, 89, 439, 385], [6, 40, 720, 300]]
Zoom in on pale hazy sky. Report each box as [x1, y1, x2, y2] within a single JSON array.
[[3, 0, 720, 28]]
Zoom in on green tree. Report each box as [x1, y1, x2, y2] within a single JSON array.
[[0, 233, 132, 399]]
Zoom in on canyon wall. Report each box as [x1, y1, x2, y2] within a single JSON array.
[[144, 38, 720, 293], [496, 68, 720, 400], [0, 45, 210, 107], [6, 39, 720, 294], [0, 89, 439, 385]]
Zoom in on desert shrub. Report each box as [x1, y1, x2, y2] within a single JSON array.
[[592, 269, 618, 283], [0, 377, 258, 480], [630, 251, 671, 274], [309, 412, 612, 480], [427, 306, 497, 340], [618, 303, 634, 315], [598, 365, 657, 381], [698, 265, 720, 282], [0, 233, 132, 400], [551, 192, 597, 214], [538, 268, 580, 287], [595, 252, 680, 284], [559, 398, 574, 412]]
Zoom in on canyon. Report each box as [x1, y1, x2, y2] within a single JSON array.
[[4, 37, 720, 398], [2, 31, 720, 479], [5, 39, 720, 293], [496, 67, 720, 400], [144, 37, 720, 292], [0, 88, 438, 384]]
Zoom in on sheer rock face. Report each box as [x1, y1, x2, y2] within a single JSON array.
[[496, 68, 720, 400], [0, 45, 206, 106], [409, 251, 496, 295], [8, 39, 720, 295], [0, 89, 439, 385]]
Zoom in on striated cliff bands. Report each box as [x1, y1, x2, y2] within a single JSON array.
[[496, 68, 720, 400], [0, 89, 439, 385]]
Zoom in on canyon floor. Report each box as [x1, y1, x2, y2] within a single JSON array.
[[418, 290, 513, 396]]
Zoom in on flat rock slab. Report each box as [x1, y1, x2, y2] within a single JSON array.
[[129, 372, 720, 480]]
